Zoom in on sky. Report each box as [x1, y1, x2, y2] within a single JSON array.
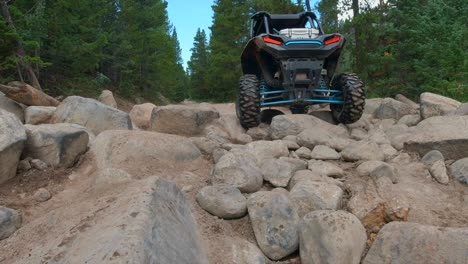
[[166, 0, 214, 69]]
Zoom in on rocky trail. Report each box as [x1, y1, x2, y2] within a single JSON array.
[[1, 90, 467, 264]]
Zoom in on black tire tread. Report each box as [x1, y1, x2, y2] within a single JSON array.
[[237, 74, 261, 128], [330, 73, 366, 124]]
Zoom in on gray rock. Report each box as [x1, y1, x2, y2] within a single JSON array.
[[261, 158, 297, 187], [244, 140, 289, 164], [395, 94, 420, 110], [300, 210, 367, 264], [364, 98, 383, 116], [0, 92, 25, 122], [350, 128, 368, 141], [222, 237, 266, 264], [94, 168, 133, 188], [24, 124, 89, 167], [30, 159, 48, 171], [24, 106, 56, 125], [91, 130, 203, 178], [51, 96, 132, 135], [309, 111, 337, 124], [367, 128, 391, 145], [295, 146, 312, 159], [212, 148, 228, 164], [356, 161, 387, 176], [308, 159, 344, 178], [341, 141, 385, 161], [247, 191, 299, 260], [283, 139, 300, 150], [454, 102, 468, 116], [0, 206, 22, 240], [279, 157, 308, 171], [403, 116, 468, 159], [449, 158, 468, 185], [385, 124, 412, 150], [0, 109, 27, 184], [196, 185, 247, 219], [150, 104, 219, 136], [212, 151, 263, 193], [397, 114, 421, 127], [297, 128, 351, 151], [310, 145, 341, 160], [129, 103, 156, 129], [98, 90, 117, 108], [290, 181, 343, 217], [370, 163, 399, 184], [363, 222, 468, 264], [375, 98, 417, 120], [288, 170, 344, 190], [374, 118, 397, 129], [33, 188, 51, 202], [191, 137, 220, 155], [381, 144, 398, 161], [347, 115, 372, 130], [17, 160, 31, 172], [270, 114, 348, 139], [246, 125, 270, 141], [210, 114, 251, 144], [420, 92, 461, 119], [421, 150, 449, 184]]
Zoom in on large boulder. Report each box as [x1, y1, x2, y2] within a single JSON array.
[[97, 90, 117, 108], [290, 181, 343, 217], [129, 103, 156, 129], [454, 102, 468, 116], [247, 191, 299, 260], [270, 114, 348, 139], [8, 177, 210, 263], [0, 109, 27, 184], [449, 158, 468, 185], [341, 140, 385, 161], [150, 104, 219, 136], [395, 94, 420, 110], [207, 114, 251, 144], [403, 116, 468, 160], [244, 140, 289, 164], [363, 222, 468, 264], [375, 98, 417, 120], [0, 206, 22, 240], [24, 106, 56, 125], [51, 96, 132, 135], [212, 151, 263, 193], [24, 124, 89, 167], [0, 92, 25, 122], [91, 130, 203, 177], [297, 128, 352, 151], [300, 210, 367, 264], [221, 237, 266, 264], [261, 158, 297, 187], [196, 185, 247, 219], [364, 98, 383, 116], [420, 92, 461, 119]]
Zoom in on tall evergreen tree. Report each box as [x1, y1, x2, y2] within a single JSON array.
[[188, 28, 210, 100]]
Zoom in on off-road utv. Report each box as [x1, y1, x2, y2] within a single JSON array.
[[236, 11, 365, 128]]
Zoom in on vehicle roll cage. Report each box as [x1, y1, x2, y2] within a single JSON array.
[[250, 11, 324, 38]]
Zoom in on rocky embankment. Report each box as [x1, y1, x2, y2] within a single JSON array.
[[0, 90, 467, 264]]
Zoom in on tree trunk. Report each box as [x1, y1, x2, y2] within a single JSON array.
[[1, 0, 42, 90], [305, 0, 311, 11], [0, 82, 59, 106]]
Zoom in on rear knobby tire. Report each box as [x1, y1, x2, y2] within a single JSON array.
[[330, 73, 366, 124], [236, 74, 261, 128]]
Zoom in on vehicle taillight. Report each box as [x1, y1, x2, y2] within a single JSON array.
[[263, 36, 283, 46], [324, 35, 341, 45]]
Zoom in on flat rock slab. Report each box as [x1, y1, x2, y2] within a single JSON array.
[[91, 130, 203, 177], [363, 222, 468, 264], [3, 177, 209, 264], [403, 115, 468, 160], [24, 124, 89, 167], [0, 109, 27, 184], [51, 96, 132, 135], [247, 191, 299, 260]]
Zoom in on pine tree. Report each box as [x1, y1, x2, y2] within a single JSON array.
[[208, 0, 251, 101], [188, 28, 210, 100]]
